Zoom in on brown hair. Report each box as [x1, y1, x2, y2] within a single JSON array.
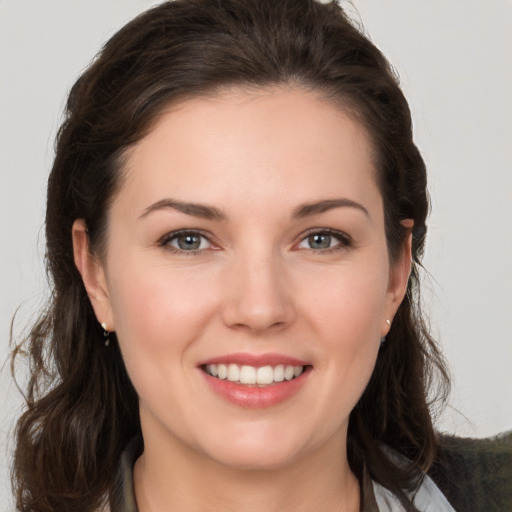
[[11, 1, 449, 510]]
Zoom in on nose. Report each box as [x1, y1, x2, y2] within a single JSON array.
[[221, 251, 296, 334]]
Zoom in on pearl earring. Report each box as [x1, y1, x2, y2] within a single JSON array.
[[101, 322, 110, 347], [380, 319, 392, 348]]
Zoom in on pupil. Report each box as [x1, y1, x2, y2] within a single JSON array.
[[178, 234, 200, 250], [309, 234, 330, 249]]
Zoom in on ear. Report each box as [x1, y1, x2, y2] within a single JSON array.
[[382, 219, 413, 337], [72, 219, 115, 330]]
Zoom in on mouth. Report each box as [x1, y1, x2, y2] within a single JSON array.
[[198, 355, 312, 408], [202, 363, 307, 386]]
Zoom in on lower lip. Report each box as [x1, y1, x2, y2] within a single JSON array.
[[201, 367, 311, 408]]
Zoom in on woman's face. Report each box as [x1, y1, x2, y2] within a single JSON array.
[[77, 87, 410, 470]]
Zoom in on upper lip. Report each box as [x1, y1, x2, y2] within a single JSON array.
[[198, 353, 310, 367]]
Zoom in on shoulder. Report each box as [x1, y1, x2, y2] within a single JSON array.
[[428, 431, 512, 512], [363, 448, 456, 512], [372, 474, 456, 512]]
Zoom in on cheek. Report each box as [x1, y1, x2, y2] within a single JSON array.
[[317, 287, 382, 385], [305, 263, 389, 339], [107, 262, 218, 366], [302, 265, 387, 402]]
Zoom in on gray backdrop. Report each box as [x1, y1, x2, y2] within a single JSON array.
[[1, 1, 511, 509]]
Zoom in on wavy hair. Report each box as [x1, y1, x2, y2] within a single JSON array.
[[11, 1, 450, 510]]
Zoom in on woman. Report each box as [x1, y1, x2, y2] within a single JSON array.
[[10, 1, 458, 510]]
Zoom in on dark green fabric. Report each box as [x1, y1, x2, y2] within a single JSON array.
[[429, 431, 512, 512]]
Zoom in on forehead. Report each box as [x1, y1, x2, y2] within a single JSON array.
[[118, 87, 380, 216]]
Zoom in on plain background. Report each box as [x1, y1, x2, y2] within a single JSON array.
[[1, 1, 511, 509]]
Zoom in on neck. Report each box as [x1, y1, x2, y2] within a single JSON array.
[[133, 424, 360, 512]]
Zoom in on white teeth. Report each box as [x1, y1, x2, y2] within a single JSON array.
[[273, 364, 284, 382], [205, 363, 305, 385], [239, 365, 256, 384], [284, 365, 295, 381], [256, 366, 274, 385], [217, 364, 227, 380], [227, 364, 240, 382]]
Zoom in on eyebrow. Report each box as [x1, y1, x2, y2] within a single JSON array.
[[292, 198, 369, 218], [139, 198, 227, 220], [139, 197, 369, 221]]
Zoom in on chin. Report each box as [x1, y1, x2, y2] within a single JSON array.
[[210, 444, 300, 472], [196, 426, 310, 471]]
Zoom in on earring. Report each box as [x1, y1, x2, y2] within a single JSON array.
[[101, 322, 110, 347], [380, 319, 391, 348]]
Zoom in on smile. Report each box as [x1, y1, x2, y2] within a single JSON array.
[[203, 364, 305, 386], [199, 355, 312, 408]]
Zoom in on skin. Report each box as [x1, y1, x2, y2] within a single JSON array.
[[73, 87, 412, 512]]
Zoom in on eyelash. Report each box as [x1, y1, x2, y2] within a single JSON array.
[[158, 228, 352, 255], [159, 230, 214, 255], [298, 228, 353, 253]]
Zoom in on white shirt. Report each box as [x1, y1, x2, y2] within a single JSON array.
[[373, 474, 457, 511]]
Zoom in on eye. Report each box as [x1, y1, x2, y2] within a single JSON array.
[[297, 229, 351, 252], [160, 230, 212, 253]]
